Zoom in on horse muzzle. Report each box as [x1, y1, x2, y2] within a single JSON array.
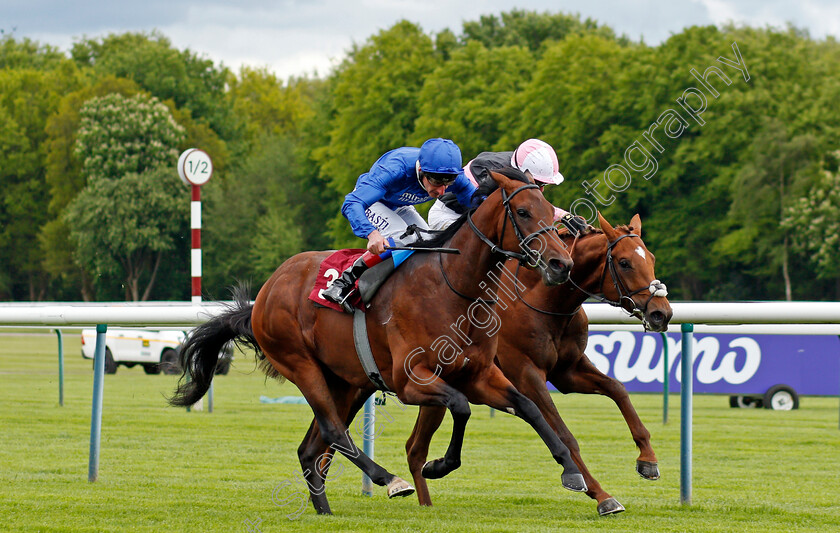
[[542, 257, 573, 286], [643, 305, 673, 332]]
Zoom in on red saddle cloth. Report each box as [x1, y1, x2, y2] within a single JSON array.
[[308, 249, 366, 312]]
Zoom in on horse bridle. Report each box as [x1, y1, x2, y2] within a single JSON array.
[[467, 184, 560, 268], [569, 233, 668, 327], [441, 183, 561, 303]]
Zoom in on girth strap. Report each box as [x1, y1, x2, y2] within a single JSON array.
[[352, 308, 391, 392]]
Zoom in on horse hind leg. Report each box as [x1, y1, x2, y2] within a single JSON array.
[[296, 384, 381, 514], [293, 365, 413, 501], [295, 419, 333, 515]]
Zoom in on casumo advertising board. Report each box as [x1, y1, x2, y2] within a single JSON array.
[[578, 332, 839, 408]]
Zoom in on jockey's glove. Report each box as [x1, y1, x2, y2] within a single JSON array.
[[560, 213, 589, 236]]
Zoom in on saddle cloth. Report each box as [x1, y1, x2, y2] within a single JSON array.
[[308, 248, 411, 313], [308, 249, 366, 312]]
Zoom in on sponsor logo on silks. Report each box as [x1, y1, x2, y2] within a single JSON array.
[[397, 192, 429, 203], [365, 209, 390, 231]]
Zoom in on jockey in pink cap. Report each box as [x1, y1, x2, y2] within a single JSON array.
[[428, 138, 588, 235]]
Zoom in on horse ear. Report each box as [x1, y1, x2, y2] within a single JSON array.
[[598, 211, 618, 241], [630, 214, 642, 238], [488, 170, 515, 192]]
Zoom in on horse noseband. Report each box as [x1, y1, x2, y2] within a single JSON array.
[[468, 183, 559, 268], [649, 279, 668, 298]]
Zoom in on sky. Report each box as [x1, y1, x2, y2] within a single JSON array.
[[3, 0, 839, 79]]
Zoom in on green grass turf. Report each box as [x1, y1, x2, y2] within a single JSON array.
[[1, 331, 839, 532]]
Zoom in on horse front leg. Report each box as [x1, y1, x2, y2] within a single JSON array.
[[553, 356, 659, 480], [516, 371, 624, 516], [405, 405, 447, 506], [463, 366, 586, 493]]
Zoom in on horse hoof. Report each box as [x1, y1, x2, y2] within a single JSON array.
[[421, 457, 459, 479], [387, 477, 415, 498], [561, 472, 588, 492], [422, 459, 442, 479], [636, 460, 660, 480], [597, 497, 625, 516]]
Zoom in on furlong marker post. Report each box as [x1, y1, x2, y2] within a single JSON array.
[[179, 148, 214, 412]]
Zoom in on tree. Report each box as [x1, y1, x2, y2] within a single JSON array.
[[0, 54, 84, 299], [201, 134, 306, 296], [227, 66, 317, 141], [74, 93, 185, 181], [63, 167, 187, 301], [249, 208, 305, 282], [727, 120, 818, 300], [70, 31, 238, 141], [782, 152, 840, 288], [413, 41, 535, 158], [66, 92, 186, 300], [0, 35, 67, 70], [461, 9, 621, 53]]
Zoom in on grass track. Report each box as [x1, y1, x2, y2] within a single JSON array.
[[1, 331, 838, 532]]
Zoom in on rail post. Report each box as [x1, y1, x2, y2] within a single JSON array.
[[361, 393, 375, 496], [56, 329, 64, 407], [88, 324, 107, 482], [680, 322, 694, 504], [661, 331, 669, 424]]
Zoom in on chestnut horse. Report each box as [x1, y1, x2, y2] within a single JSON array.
[[403, 213, 673, 515], [169, 169, 588, 515]]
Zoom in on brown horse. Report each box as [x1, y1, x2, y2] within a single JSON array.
[[170, 168, 589, 515], [403, 213, 673, 516]]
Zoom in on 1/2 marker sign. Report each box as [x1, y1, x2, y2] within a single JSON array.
[[178, 148, 213, 187]]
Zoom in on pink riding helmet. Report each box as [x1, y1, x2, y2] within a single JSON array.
[[511, 139, 564, 185]]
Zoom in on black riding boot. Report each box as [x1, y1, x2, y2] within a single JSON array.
[[322, 257, 370, 313]]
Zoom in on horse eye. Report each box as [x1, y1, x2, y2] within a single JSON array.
[[619, 259, 631, 269], [516, 208, 530, 218]]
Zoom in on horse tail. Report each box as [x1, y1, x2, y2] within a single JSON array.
[[168, 285, 261, 407]]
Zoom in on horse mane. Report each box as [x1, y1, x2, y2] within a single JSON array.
[[474, 166, 531, 199], [556, 223, 637, 240]]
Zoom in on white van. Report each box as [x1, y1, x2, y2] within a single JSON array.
[[81, 328, 186, 374], [80, 328, 235, 376]]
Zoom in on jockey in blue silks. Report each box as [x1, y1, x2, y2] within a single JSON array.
[[322, 138, 476, 312]]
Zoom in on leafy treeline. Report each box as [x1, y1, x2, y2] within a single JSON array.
[[1, 11, 838, 302]]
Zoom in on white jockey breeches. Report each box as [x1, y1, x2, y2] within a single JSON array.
[[364, 203, 428, 245], [427, 199, 462, 230]]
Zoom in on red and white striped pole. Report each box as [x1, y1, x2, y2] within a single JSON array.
[[178, 149, 213, 304], [178, 149, 213, 412], [191, 185, 202, 303]]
